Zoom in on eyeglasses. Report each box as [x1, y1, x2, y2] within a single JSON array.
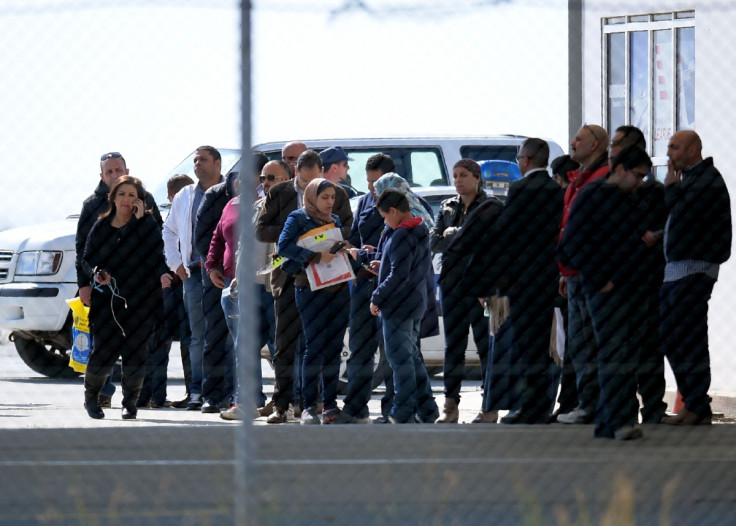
[[259, 173, 280, 183], [582, 123, 599, 142], [100, 152, 123, 162]]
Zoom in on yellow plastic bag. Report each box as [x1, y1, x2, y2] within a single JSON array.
[[66, 297, 91, 373]]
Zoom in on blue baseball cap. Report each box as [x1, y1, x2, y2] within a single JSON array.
[[319, 146, 353, 165]]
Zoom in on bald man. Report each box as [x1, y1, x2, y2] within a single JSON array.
[[660, 130, 732, 426], [281, 141, 307, 171], [556, 124, 610, 426]]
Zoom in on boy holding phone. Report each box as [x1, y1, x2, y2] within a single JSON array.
[[370, 189, 438, 424]]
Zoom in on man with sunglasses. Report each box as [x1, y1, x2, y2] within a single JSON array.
[[556, 124, 609, 426], [256, 150, 353, 423], [466, 138, 564, 424], [558, 146, 653, 440], [75, 152, 162, 408]]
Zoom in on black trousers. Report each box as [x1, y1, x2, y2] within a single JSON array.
[[660, 273, 716, 419], [202, 271, 235, 405], [587, 286, 640, 438], [272, 278, 304, 411], [87, 304, 154, 382], [440, 293, 489, 402]]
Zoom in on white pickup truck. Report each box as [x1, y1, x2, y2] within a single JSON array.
[[0, 136, 564, 378]]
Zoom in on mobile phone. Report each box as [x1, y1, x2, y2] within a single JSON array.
[[329, 241, 347, 254]]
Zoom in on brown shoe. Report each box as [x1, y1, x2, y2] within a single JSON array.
[[435, 398, 459, 424], [661, 408, 712, 426], [267, 407, 288, 424], [471, 410, 498, 424], [99, 395, 113, 408], [257, 400, 274, 417]]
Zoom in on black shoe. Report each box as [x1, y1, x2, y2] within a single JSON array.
[[372, 415, 391, 424], [201, 401, 220, 414], [122, 406, 137, 420], [136, 398, 151, 409], [500, 410, 549, 425], [172, 396, 190, 409], [415, 411, 440, 424], [187, 397, 203, 411], [86, 405, 105, 420]]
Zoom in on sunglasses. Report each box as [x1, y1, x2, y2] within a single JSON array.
[[259, 173, 281, 183], [100, 152, 123, 162]]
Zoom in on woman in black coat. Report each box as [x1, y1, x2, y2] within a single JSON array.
[[82, 176, 168, 420]]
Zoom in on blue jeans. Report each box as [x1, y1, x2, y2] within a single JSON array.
[[221, 280, 269, 408], [566, 274, 599, 413], [295, 285, 349, 411], [383, 316, 436, 422], [183, 267, 205, 398]]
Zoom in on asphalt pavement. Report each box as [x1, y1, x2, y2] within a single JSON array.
[[2, 340, 736, 525]]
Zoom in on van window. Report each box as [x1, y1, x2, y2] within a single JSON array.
[[259, 146, 446, 194], [342, 147, 445, 194], [460, 145, 519, 163]]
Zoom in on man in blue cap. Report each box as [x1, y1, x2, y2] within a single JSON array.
[[320, 146, 359, 198]]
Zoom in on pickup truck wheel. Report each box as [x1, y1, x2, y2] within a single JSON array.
[[12, 335, 79, 379]]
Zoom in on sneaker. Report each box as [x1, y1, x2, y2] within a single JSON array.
[[557, 407, 593, 425], [267, 407, 288, 424], [322, 407, 341, 425], [300, 407, 321, 425], [372, 415, 391, 424], [614, 425, 644, 441], [220, 404, 244, 421], [187, 395, 203, 411]]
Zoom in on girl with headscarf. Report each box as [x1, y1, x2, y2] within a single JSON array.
[[373, 173, 435, 228], [278, 178, 350, 425]]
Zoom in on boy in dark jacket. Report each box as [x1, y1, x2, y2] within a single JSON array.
[[370, 189, 438, 424], [558, 146, 652, 440]]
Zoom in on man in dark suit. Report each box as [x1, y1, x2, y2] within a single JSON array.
[[255, 149, 353, 423], [478, 138, 564, 424]]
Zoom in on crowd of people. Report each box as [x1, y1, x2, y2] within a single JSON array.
[[76, 128, 731, 440]]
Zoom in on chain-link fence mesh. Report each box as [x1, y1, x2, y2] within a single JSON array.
[[0, 1, 735, 525]]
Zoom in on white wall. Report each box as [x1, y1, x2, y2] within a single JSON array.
[[581, 0, 736, 394]]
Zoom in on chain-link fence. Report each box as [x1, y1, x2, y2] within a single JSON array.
[[0, 1, 735, 525]]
